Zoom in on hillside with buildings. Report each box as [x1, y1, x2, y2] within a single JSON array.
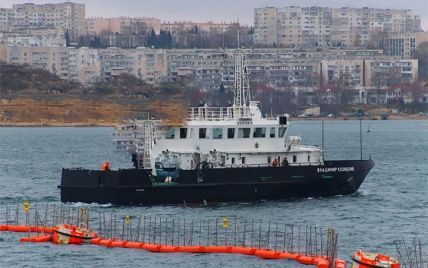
[[0, 64, 186, 125], [0, 2, 428, 123]]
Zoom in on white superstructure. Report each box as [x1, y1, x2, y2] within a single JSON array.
[[114, 49, 323, 172]]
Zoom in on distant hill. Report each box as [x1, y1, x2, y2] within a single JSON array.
[[0, 63, 186, 125]]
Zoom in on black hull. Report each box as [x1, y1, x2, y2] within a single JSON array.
[[59, 160, 374, 205]]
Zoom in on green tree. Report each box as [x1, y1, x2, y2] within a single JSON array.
[[147, 29, 158, 48], [416, 42, 428, 82], [65, 30, 70, 47]]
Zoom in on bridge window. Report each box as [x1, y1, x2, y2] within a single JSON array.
[[165, 128, 175, 139], [199, 128, 207, 139], [293, 155, 297, 163], [253, 127, 266, 138], [242, 157, 246, 164], [231, 157, 235, 164], [308, 155, 311, 162], [180, 128, 187, 139], [227, 128, 235, 139], [270, 127, 276, 138], [238, 128, 251, 138], [278, 127, 287, 138], [212, 128, 223, 139]]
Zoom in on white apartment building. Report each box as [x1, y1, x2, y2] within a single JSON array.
[[0, 2, 85, 42], [161, 21, 233, 34], [388, 32, 428, 59], [0, 29, 66, 47], [254, 7, 278, 46], [254, 6, 421, 48], [301, 7, 332, 47], [0, 46, 419, 91]]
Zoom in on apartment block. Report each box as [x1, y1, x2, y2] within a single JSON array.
[[254, 7, 278, 46], [0, 29, 66, 47], [0, 46, 419, 93], [0, 2, 85, 42], [254, 6, 421, 48], [388, 32, 428, 59], [85, 17, 161, 35]]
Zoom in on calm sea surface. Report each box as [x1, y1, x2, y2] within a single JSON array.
[[0, 120, 427, 267]]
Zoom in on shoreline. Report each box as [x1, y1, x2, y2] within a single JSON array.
[[1, 116, 427, 127]]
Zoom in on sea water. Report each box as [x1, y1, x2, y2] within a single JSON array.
[[0, 120, 427, 267]]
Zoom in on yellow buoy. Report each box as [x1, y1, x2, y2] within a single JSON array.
[[223, 217, 228, 228], [23, 201, 30, 213]]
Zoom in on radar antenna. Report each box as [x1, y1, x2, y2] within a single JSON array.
[[233, 50, 251, 107]]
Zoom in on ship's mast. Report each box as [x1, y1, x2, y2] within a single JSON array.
[[233, 50, 251, 107]]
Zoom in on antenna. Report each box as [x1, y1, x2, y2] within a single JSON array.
[[359, 119, 363, 160], [233, 50, 250, 107], [237, 18, 240, 49], [321, 120, 325, 160]]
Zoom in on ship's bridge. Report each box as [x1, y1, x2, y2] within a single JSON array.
[[188, 101, 273, 124]]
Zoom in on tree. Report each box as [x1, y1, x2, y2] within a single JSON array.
[[416, 42, 428, 82], [368, 30, 389, 50], [147, 29, 158, 48], [65, 30, 70, 47], [166, 31, 173, 48], [78, 35, 84, 47]]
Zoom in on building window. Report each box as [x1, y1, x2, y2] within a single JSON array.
[[180, 128, 187, 139], [227, 128, 235, 139], [278, 127, 287, 138], [253, 127, 266, 138], [293, 155, 297, 163], [242, 157, 246, 164], [267, 156, 272, 164], [307, 155, 311, 162], [238, 128, 251, 138], [231, 157, 235, 165], [212, 128, 223, 139], [199, 128, 207, 139], [270, 127, 276, 138], [165, 128, 175, 139]]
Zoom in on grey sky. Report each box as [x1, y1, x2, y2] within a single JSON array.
[[1, 0, 427, 30]]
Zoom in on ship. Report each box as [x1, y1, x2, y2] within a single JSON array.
[[59, 49, 374, 205]]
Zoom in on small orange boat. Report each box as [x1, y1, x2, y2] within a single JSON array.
[[352, 250, 400, 268], [52, 224, 97, 245]]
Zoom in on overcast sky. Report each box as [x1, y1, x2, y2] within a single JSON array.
[[1, 0, 427, 30]]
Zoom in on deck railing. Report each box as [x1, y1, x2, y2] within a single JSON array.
[[188, 106, 252, 121]]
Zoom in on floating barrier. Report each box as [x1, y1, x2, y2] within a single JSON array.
[[0, 225, 52, 233], [1, 203, 377, 268], [19, 235, 52, 243], [0, 221, 348, 268], [90, 237, 343, 268]]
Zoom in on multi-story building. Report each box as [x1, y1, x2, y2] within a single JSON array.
[[254, 6, 421, 48], [0, 2, 85, 42], [4, 46, 69, 79], [85, 17, 161, 35], [254, 7, 278, 46], [0, 46, 419, 96], [161, 21, 233, 34], [277, 7, 303, 47], [0, 29, 66, 47], [301, 7, 332, 47], [388, 32, 428, 59]]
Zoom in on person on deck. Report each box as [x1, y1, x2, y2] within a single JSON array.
[[282, 157, 289, 167], [272, 158, 279, 167], [101, 161, 110, 171]]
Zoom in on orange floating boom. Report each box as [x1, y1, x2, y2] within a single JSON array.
[[1, 224, 347, 268]]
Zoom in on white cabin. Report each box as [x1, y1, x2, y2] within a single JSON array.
[[114, 49, 323, 172]]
